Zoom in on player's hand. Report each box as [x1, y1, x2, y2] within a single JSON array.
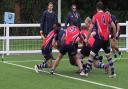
[[40, 31, 45, 39], [40, 30, 43, 34]]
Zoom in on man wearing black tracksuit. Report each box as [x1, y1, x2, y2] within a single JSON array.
[[40, 2, 58, 37], [65, 4, 81, 28]]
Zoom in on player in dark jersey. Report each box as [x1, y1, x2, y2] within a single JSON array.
[[84, 1, 116, 78], [55, 28, 65, 49], [106, 10, 121, 60], [34, 23, 61, 73], [50, 19, 86, 76]]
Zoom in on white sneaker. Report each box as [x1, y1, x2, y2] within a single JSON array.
[[80, 71, 88, 77], [34, 65, 40, 73], [109, 74, 116, 78]]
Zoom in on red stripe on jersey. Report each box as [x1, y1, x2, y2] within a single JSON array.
[[42, 31, 55, 48], [65, 25, 80, 44]]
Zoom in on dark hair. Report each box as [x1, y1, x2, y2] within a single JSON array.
[[96, 1, 104, 10], [53, 23, 61, 29], [105, 8, 110, 12], [53, 23, 61, 33], [48, 2, 53, 6], [55, 23, 61, 28], [71, 18, 78, 26], [72, 4, 76, 7]]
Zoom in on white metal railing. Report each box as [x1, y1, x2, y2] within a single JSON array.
[[0, 22, 128, 55]]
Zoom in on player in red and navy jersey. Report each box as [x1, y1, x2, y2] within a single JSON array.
[[51, 19, 86, 76], [34, 23, 61, 73], [84, 1, 116, 77]]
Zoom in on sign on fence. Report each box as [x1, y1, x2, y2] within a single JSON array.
[[4, 12, 15, 24]]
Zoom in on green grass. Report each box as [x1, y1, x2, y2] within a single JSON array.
[[0, 52, 128, 89]]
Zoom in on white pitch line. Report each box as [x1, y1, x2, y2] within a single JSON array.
[[3, 61, 123, 89], [5, 60, 42, 63]]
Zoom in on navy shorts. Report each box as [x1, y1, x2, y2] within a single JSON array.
[[91, 39, 111, 54], [59, 43, 78, 56], [41, 48, 52, 60], [80, 45, 91, 57]]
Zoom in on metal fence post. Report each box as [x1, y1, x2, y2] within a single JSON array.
[[6, 25, 10, 55], [58, 0, 61, 23], [126, 21, 128, 52]]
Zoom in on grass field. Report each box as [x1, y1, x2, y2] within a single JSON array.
[[0, 52, 128, 89]]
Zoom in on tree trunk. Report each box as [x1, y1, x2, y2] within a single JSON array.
[[15, 2, 21, 23]]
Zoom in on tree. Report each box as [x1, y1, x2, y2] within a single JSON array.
[[15, 0, 21, 23]]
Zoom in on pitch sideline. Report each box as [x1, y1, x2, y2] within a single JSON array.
[[3, 61, 123, 89]]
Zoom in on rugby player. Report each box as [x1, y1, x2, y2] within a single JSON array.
[[106, 9, 121, 59], [84, 1, 117, 78], [70, 17, 109, 74], [34, 23, 61, 73], [50, 19, 86, 76]]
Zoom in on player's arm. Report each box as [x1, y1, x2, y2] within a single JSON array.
[[65, 13, 70, 28], [61, 33, 65, 45], [40, 32, 45, 39], [113, 16, 120, 38], [52, 36, 57, 47], [86, 16, 95, 42], [116, 22, 120, 38], [111, 21, 116, 39], [86, 23, 94, 41], [79, 32, 88, 46]]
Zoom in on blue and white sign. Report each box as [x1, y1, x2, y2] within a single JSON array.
[[4, 12, 15, 24]]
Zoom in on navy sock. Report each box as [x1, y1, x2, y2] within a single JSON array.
[[85, 59, 93, 73], [97, 62, 104, 68], [37, 63, 48, 69], [108, 58, 115, 75]]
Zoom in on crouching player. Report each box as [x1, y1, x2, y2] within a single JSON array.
[[34, 23, 61, 73], [50, 19, 86, 76]]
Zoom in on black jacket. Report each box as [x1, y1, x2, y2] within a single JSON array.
[[65, 11, 81, 28], [40, 10, 58, 36]]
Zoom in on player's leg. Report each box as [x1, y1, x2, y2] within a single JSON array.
[[114, 39, 122, 57], [69, 53, 78, 66], [50, 52, 63, 74], [80, 45, 93, 71], [103, 40, 116, 77], [111, 39, 117, 58], [84, 40, 101, 75], [68, 43, 86, 76], [93, 55, 109, 74], [35, 49, 53, 73], [50, 44, 67, 74]]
